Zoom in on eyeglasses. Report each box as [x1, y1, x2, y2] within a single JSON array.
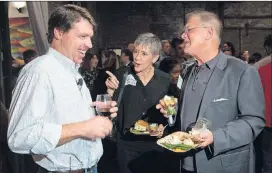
[[182, 26, 208, 35]]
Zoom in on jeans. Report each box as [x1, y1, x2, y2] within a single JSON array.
[[38, 165, 97, 173], [86, 166, 97, 173]]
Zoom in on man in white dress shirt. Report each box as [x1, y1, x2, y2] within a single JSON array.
[[7, 4, 117, 173]]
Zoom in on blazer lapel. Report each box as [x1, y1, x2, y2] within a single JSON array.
[[178, 64, 196, 130]]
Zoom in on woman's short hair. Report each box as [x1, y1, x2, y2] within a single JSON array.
[[48, 4, 97, 44], [134, 33, 162, 56]]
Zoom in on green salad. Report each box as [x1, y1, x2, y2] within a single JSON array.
[[161, 142, 193, 151], [166, 106, 177, 115]]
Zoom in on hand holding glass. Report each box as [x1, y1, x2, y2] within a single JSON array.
[[95, 94, 112, 117]]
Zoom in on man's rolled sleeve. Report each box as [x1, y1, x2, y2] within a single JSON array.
[[31, 122, 62, 154], [8, 68, 62, 155]]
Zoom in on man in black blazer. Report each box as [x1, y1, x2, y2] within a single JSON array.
[[157, 11, 265, 173]]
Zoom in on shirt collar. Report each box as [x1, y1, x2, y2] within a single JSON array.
[[199, 51, 220, 70], [130, 65, 159, 81], [48, 47, 81, 75], [153, 67, 159, 80]]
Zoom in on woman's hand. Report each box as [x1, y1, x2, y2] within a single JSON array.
[[105, 71, 119, 96], [150, 124, 166, 138], [156, 96, 178, 118]]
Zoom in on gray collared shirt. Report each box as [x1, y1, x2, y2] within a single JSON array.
[[180, 53, 220, 171], [8, 48, 102, 171]]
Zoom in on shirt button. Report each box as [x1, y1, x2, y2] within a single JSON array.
[[144, 99, 147, 102], [142, 112, 146, 115]]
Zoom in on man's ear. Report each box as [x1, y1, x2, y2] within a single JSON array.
[[53, 28, 64, 40], [206, 27, 213, 40], [152, 54, 160, 63]]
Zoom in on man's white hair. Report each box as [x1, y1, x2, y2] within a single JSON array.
[[186, 11, 223, 45]]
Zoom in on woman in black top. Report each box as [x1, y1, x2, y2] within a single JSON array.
[[80, 52, 99, 101], [106, 33, 175, 173], [92, 50, 117, 100]]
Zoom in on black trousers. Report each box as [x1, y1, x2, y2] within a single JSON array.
[[262, 127, 272, 173], [117, 139, 179, 173]]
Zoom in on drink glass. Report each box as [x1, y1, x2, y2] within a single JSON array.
[[95, 94, 113, 137], [191, 118, 211, 135], [96, 94, 112, 117]]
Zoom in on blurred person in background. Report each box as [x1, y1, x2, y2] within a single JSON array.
[[255, 34, 272, 173], [222, 47, 232, 56], [170, 37, 186, 61], [238, 50, 250, 63], [127, 43, 135, 52], [255, 34, 272, 69], [248, 52, 262, 65], [159, 57, 182, 98], [171, 37, 195, 68], [120, 49, 133, 67], [222, 41, 236, 57], [80, 51, 99, 101], [155, 40, 172, 68], [158, 57, 182, 173], [92, 50, 118, 98], [11, 49, 38, 90], [252, 52, 262, 62], [22, 49, 38, 64], [161, 39, 171, 56]]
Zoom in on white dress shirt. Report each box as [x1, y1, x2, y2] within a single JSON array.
[[8, 48, 103, 171]]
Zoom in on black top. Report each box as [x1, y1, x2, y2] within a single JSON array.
[[92, 67, 116, 101], [113, 66, 172, 141], [80, 68, 99, 101]]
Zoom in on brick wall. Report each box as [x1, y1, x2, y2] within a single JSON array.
[[47, 2, 272, 57], [94, 1, 271, 57], [223, 2, 272, 56]]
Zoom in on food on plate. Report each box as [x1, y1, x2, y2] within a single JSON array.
[[157, 131, 202, 152], [134, 120, 148, 132], [163, 95, 176, 115], [148, 123, 158, 134], [183, 138, 194, 146], [189, 128, 200, 136]]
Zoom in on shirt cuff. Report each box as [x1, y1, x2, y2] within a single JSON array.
[[31, 122, 62, 155]]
